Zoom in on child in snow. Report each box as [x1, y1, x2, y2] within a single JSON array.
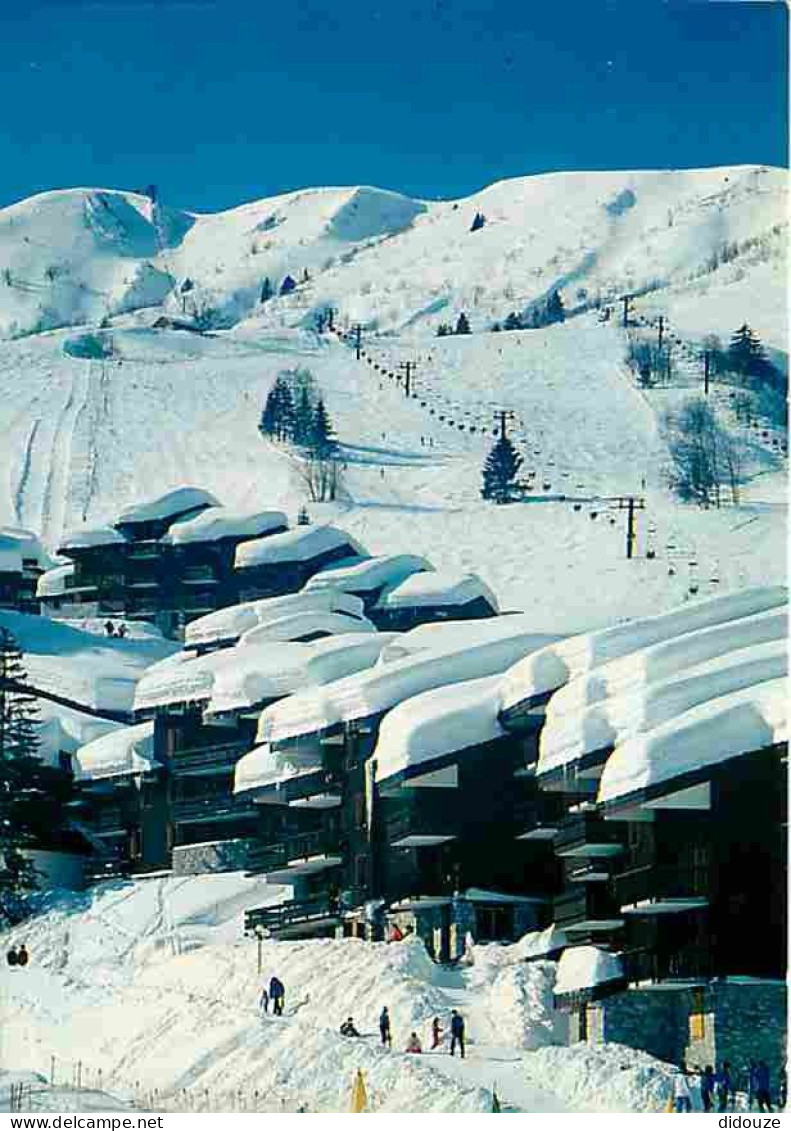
[[672, 1069, 693, 1113], [259, 987, 269, 1015], [340, 1017, 361, 1038], [449, 1010, 465, 1059], [405, 1032, 422, 1054], [430, 1017, 442, 1049], [379, 1006, 392, 1048]]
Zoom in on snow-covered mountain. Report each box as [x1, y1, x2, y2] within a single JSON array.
[[0, 166, 786, 633]]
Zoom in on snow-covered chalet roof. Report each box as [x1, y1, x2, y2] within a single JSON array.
[[554, 946, 624, 996], [234, 742, 324, 797], [538, 637, 788, 779], [73, 721, 156, 781], [235, 524, 366, 570], [597, 677, 788, 807], [500, 586, 787, 715], [207, 632, 397, 718], [0, 526, 50, 574], [163, 507, 287, 545], [36, 562, 75, 597], [257, 617, 558, 745], [236, 610, 377, 648], [374, 569, 498, 612], [305, 554, 432, 596], [184, 589, 367, 648], [374, 674, 505, 786], [58, 524, 126, 552], [515, 924, 569, 961], [115, 486, 220, 526]]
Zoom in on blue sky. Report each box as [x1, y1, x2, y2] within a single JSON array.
[[2, 0, 787, 211]]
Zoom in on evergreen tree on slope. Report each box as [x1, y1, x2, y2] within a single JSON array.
[[481, 435, 523, 503]]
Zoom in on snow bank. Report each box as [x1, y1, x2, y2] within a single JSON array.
[[115, 486, 220, 526], [305, 553, 432, 596], [164, 507, 287, 545], [235, 524, 366, 569], [233, 742, 323, 796], [500, 587, 787, 714], [522, 1043, 677, 1113], [0, 609, 177, 714], [598, 676, 788, 805], [73, 720, 155, 781], [185, 589, 366, 647], [374, 674, 504, 785], [375, 569, 498, 612], [36, 700, 119, 768], [257, 623, 558, 744], [538, 637, 788, 777], [514, 924, 570, 961], [554, 946, 624, 997], [58, 525, 126, 552]]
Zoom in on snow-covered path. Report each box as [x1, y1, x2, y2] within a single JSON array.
[[0, 874, 678, 1113]]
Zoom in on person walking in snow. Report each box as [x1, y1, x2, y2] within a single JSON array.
[[259, 986, 269, 1015], [16, 943, 28, 967], [405, 1031, 422, 1054], [104, 620, 115, 637], [117, 622, 128, 639], [672, 1069, 693, 1113], [755, 1061, 773, 1112], [700, 1066, 715, 1112], [716, 1062, 734, 1111], [269, 975, 285, 1016], [379, 1006, 391, 1049], [449, 1009, 465, 1059]]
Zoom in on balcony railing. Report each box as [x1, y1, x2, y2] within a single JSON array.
[[172, 794, 255, 824], [247, 829, 342, 874], [245, 896, 340, 935], [553, 885, 624, 931], [554, 812, 625, 858], [621, 945, 713, 986], [386, 807, 457, 847], [615, 863, 710, 910], [170, 742, 244, 774], [126, 543, 160, 560]]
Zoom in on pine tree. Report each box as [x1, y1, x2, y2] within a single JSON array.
[[470, 212, 486, 232], [504, 311, 522, 331], [293, 386, 315, 446], [481, 435, 523, 503], [455, 312, 471, 335], [0, 629, 45, 920], [259, 386, 280, 438], [275, 378, 295, 440], [260, 277, 273, 303], [311, 398, 336, 457], [279, 275, 297, 296], [546, 290, 565, 323], [728, 324, 768, 379], [436, 323, 450, 337]]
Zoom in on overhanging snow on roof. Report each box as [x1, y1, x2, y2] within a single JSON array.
[[184, 589, 367, 648], [554, 946, 624, 997], [236, 610, 377, 648], [305, 553, 432, 596], [375, 569, 498, 612], [499, 586, 787, 717], [257, 619, 558, 745], [0, 527, 50, 574], [597, 677, 788, 808], [163, 507, 288, 545], [73, 720, 156, 781], [233, 742, 324, 797], [59, 525, 126, 553], [373, 674, 505, 786], [538, 637, 788, 780], [234, 524, 366, 570], [115, 486, 220, 526], [36, 562, 76, 598]]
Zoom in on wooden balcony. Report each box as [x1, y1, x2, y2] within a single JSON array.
[[553, 885, 624, 934], [170, 742, 244, 776], [621, 944, 712, 987], [616, 863, 710, 915], [247, 829, 343, 879], [172, 794, 256, 824], [554, 812, 625, 859], [245, 896, 340, 938], [386, 807, 457, 848]]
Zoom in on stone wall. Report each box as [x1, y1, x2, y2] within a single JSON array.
[[172, 837, 256, 876]]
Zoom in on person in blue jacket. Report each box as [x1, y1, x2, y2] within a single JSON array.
[[450, 1009, 465, 1059], [269, 975, 285, 1016]]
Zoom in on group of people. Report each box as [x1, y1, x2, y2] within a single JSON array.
[[672, 1060, 781, 1113], [5, 943, 29, 968], [259, 975, 285, 1017], [103, 620, 128, 638], [338, 1006, 466, 1057]]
